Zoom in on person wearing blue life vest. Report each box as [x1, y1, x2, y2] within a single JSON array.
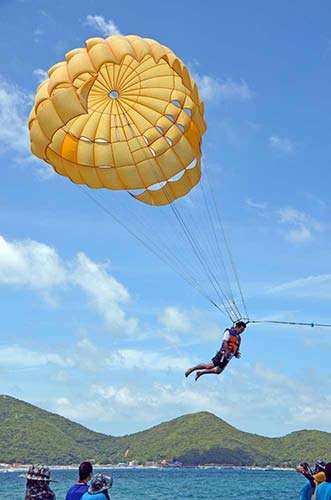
[[81, 474, 113, 500], [296, 463, 315, 500], [185, 321, 246, 381], [316, 463, 331, 500], [65, 462, 93, 500]]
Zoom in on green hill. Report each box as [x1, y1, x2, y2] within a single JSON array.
[[0, 395, 116, 464], [1, 395, 330, 466]]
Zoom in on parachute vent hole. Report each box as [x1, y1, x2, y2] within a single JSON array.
[[109, 90, 119, 99], [148, 180, 167, 191], [176, 123, 185, 133], [143, 135, 149, 145], [165, 114, 175, 122], [186, 159, 197, 170], [149, 147, 156, 157], [98, 165, 113, 169], [80, 136, 92, 142], [165, 136, 173, 146], [169, 169, 185, 182], [184, 108, 192, 117], [95, 138, 108, 143], [171, 100, 182, 108], [155, 126, 164, 135]]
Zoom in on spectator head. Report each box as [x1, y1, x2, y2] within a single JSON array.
[[325, 463, 331, 482], [19, 465, 56, 500], [315, 460, 327, 472], [88, 474, 113, 494], [79, 461, 93, 481]]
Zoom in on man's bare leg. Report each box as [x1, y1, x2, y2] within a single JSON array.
[[195, 366, 222, 381], [185, 361, 215, 378]]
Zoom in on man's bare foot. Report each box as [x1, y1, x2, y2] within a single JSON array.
[[185, 367, 194, 378], [195, 371, 202, 381]]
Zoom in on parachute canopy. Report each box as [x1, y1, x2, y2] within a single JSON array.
[[29, 35, 206, 206]]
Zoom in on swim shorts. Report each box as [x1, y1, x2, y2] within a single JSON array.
[[212, 351, 230, 369]]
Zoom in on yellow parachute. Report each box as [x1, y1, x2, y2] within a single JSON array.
[[28, 35, 206, 206]]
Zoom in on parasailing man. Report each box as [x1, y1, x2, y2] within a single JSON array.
[[185, 321, 247, 381]]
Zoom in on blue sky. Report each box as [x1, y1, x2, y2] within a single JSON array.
[[0, 0, 331, 439]]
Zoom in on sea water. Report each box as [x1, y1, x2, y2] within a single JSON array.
[[0, 467, 306, 499]]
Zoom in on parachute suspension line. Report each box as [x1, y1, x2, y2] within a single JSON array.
[[76, 185, 228, 317], [184, 181, 241, 322], [146, 164, 237, 322], [198, 176, 243, 321], [203, 160, 249, 321], [168, 200, 237, 323], [248, 319, 331, 328]]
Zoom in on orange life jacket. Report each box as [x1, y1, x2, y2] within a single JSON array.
[[223, 328, 241, 353]]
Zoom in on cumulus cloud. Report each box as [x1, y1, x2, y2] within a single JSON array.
[[188, 62, 253, 103], [107, 348, 191, 371], [53, 381, 219, 427], [0, 76, 33, 158], [0, 235, 66, 290], [33, 68, 48, 83], [277, 207, 323, 243], [269, 135, 295, 153], [266, 273, 331, 299], [0, 345, 72, 368], [48, 358, 331, 435], [71, 252, 137, 334], [247, 202, 324, 243], [192, 73, 253, 103], [159, 306, 191, 332], [0, 234, 137, 333], [85, 15, 121, 37]]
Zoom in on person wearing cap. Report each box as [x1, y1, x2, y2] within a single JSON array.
[[316, 463, 331, 499], [20, 465, 56, 500], [65, 461, 93, 500], [81, 473, 113, 500], [185, 321, 247, 381]]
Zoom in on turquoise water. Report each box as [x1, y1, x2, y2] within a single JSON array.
[[0, 468, 305, 499]]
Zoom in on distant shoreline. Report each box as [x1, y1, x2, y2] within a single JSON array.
[[0, 464, 295, 472]]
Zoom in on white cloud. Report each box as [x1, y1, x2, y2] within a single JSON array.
[[42, 357, 331, 435], [0, 345, 72, 368], [286, 226, 312, 242], [245, 201, 324, 243], [33, 68, 48, 83], [33, 28, 43, 44], [71, 252, 138, 334], [60, 381, 219, 426], [159, 306, 191, 332], [0, 76, 33, 158], [0, 235, 66, 290], [53, 397, 118, 424], [269, 135, 295, 153], [85, 15, 121, 37], [266, 273, 331, 299], [188, 62, 253, 103], [246, 199, 268, 210], [0, 234, 138, 332], [192, 73, 253, 102], [277, 207, 323, 243], [107, 348, 191, 371]]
